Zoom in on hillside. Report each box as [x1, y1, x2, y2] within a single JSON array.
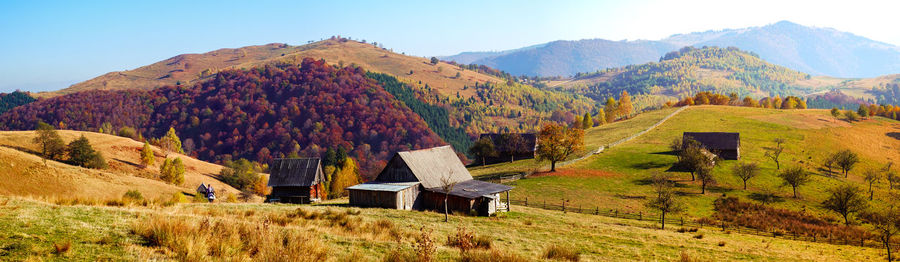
[[443, 21, 900, 78], [47, 38, 503, 99], [558, 46, 812, 109], [0, 196, 882, 261], [506, 106, 900, 221], [0, 60, 445, 179], [0, 130, 242, 200]]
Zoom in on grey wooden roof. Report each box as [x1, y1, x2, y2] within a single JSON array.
[[347, 182, 420, 192], [396, 145, 473, 188], [267, 158, 324, 187], [683, 132, 740, 150], [425, 179, 513, 199]]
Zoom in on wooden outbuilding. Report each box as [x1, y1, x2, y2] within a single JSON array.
[[266, 158, 327, 204], [477, 133, 537, 164], [349, 145, 512, 216], [683, 132, 741, 160]]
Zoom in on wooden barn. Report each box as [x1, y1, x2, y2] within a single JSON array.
[[349, 145, 513, 216], [478, 133, 537, 164], [683, 132, 741, 160], [266, 158, 327, 204]]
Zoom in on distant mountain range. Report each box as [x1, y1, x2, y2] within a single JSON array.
[[441, 21, 900, 78]]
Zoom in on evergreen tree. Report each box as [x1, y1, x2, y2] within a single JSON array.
[[858, 104, 870, 119], [67, 135, 106, 169]]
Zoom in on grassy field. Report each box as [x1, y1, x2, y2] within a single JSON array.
[[509, 105, 900, 219], [0, 130, 245, 201], [468, 107, 681, 178], [0, 196, 884, 261]]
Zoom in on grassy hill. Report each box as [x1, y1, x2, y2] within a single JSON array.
[[45, 39, 503, 99], [557, 46, 816, 110], [0, 196, 882, 261], [0, 130, 243, 201], [507, 106, 900, 220]]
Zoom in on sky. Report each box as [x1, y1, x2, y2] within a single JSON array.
[[2, 0, 900, 92]]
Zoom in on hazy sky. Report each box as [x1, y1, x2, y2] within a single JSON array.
[[2, 0, 900, 92]]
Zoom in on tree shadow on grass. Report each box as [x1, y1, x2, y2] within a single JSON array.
[[112, 158, 141, 168], [629, 161, 670, 170], [887, 132, 900, 141], [650, 150, 679, 156], [748, 192, 785, 204], [0, 145, 39, 155]]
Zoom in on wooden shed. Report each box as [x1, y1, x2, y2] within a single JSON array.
[[683, 132, 741, 160], [350, 145, 513, 216], [266, 158, 326, 204], [347, 182, 421, 210]]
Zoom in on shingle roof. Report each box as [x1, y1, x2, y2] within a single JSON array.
[[683, 132, 740, 150], [425, 179, 513, 199], [347, 182, 420, 192], [396, 145, 473, 189], [267, 158, 324, 187]]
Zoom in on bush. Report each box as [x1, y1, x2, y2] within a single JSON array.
[[53, 241, 71, 256], [542, 244, 579, 261], [717, 241, 726, 247], [226, 193, 238, 203], [67, 135, 106, 169], [220, 159, 260, 191], [679, 251, 693, 262], [693, 234, 704, 239], [123, 190, 144, 201], [167, 192, 188, 205]]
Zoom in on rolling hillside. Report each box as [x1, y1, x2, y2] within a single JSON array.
[[0, 130, 243, 201], [46, 38, 503, 99], [557, 46, 813, 110], [506, 106, 900, 220]]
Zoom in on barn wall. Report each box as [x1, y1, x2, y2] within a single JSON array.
[[269, 186, 314, 204], [375, 156, 419, 183], [422, 191, 474, 214]]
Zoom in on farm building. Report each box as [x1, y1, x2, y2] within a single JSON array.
[[683, 132, 741, 160], [348, 145, 512, 216], [477, 133, 537, 164], [266, 158, 327, 204]]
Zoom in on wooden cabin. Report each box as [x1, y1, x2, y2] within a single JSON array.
[[266, 158, 326, 204], [477, 133, 537, 165], [348, 145, 513, 216], [683, 132, 741, 160]]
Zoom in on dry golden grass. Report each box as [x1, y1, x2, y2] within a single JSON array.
[[43, 39, 502, 99], [0, 130, 246, 201]]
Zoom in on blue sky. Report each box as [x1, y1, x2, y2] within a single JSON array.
[[1, 0, 899, 92]]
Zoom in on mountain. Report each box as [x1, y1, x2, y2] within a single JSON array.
[[442, 21, 900, 78], [442, 39, 679, 77], [664, 21, 900, 78], [1, 59, 446, 179], [557, 46, 812, 109], [46, 38, 503, 99]]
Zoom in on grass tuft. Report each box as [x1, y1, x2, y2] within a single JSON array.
[[542, 244, 579, 261]]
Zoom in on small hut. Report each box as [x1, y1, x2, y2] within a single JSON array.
[[266, 158, 326, 204], [349, 145, 512, 216], [683, 132, 741, 160]]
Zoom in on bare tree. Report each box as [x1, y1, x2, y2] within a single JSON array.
[[764, 138, 786, 170], [677, 138, 714, 181], [697, 166, 716, 194], [440, 173, 458, 223], [778, 166, 810, 198], [645, 174, 683, 229], [822, 184, 867, 225], [885, 163, 897, 190], [864, 168, 882, 201], [833, 150, 860, 178], [732, 162, 760, 190], [861, 204, 900, 262]]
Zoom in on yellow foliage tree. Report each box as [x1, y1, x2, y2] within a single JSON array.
[[329, 158, 360, 198]]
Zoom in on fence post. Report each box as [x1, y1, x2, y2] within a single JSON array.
[[562, 200, 566, 213], [525, 197, 528, 207], [680, 217, 684, 226], [543, 200, 546, 209], [615, 209, 618, 218], [639, 212, 642, 221], [595, 207, 599, 215]]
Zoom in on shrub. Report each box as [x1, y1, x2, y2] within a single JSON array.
[[447, 226, 476, 251], [717, 241, 726, 247], [167, 192, 188, 205], [226, 193, 238, 203], [193, 193, 208, 203], [53, 241, 71, 255], [67, 135, 106, 169], [123, 190, 144, 201], [693, 234, 704, 239], [542, 244, 579, 261], [414, 228, 436, 262], [679, 251, 693, 262]]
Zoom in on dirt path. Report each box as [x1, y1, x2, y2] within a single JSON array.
[[554, 106, 688, 169]]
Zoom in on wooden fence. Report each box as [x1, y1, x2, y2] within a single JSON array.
[[506, 197, 895, 251]]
